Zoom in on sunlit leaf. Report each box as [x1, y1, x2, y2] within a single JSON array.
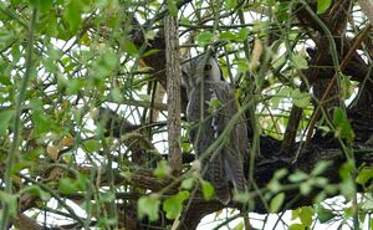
[[225, 0, 237, 9], [333, 108, 355, 143], [162, 191, 189, 219], [84, 139, 101, 153], [292, 54, 308, 70], [123, 40, 139, 57], [289, 223, 305, 230], [167, 0, 178, 16], [196, 31, 213, 46], [356, 167, 373, 185], [291, 89, 311, 108], [219, 31, 237, 41], [63, 0, 83, 33], [315, 204, 335, 223], [270, 192, 285, 213], [29, 0, 53, 12], [0, 110, 13, 136], [0, 191, 17, 217], [201, 180, 214, 200], [154, 160, 171, 178], [311, 161, 331, 176], [21, 185, 50, 201], [317, 0, 332, 14], [237, 28, 249, 41], [298, 206, 314, 226], [138, 195, 160, 222], [289, 170, 309, 183], [181, 177, 195, 190], [58, 178, 79, 195]]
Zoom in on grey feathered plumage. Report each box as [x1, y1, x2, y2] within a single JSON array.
[[182, 54, 248, 204]]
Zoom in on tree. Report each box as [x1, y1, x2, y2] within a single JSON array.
[[0, 0, 372, 229]]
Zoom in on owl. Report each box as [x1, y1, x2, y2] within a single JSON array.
[[182, 54, 248, 204]]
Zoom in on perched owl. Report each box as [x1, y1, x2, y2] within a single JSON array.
[[182, 54, 248, 204]]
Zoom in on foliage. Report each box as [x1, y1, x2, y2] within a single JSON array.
[[0, 0, 371, 229]]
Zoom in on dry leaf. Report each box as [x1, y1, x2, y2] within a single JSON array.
[[46, 145, 59, 161]]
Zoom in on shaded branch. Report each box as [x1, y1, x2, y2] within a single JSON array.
[[164, 12, 183, 173]]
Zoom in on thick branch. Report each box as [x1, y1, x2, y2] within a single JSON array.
[[164, 14, 183, 173]]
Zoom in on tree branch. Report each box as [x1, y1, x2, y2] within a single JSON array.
[[164, 12, 183, 173]]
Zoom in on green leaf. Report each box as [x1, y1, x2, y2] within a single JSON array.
[[333, 107, 355, 143], [102, 50, 118, 70], [315, 204, 335, 223], [196, 31, 213, 46], [29, 0, 53, 12], [66, 79, 85, 95], [167, 0, 178, 16], [181, 177, 195, 190], [181, 142, 192, 153], [63, 0, 83, 33], [289, 224, 305, 230], [232, 222, 244, 230], [0, 110, 14, 136], [201, 180, 214, 200], [137, 195, 160, 222], [356, 167, 373, 185], [292, 54, 308, 69], [219, 31, 237, 41], [291, 89, 311, 108], [21, 185, 50, 201], [225, 0, 237, 9], [237, 28, 249, 41], [236, 59, 249, 73], [0, 191, 17, 217], [111, 88, 123, 103], [275, 2, 290, 22], [339, 160, 354, 180], [143, 48, 160, 57], [344, 206, 353, 218], [153, 160, 171, 178], [207, 98, 222, 112], [292, 207, 314, 226], [314, 177, 328, 187], [58, 178, 79, 195], [340, 74, 353, 99], [270, 192, 285, 213], [84, 139, 101, 153], [123, 40, 139, 57], [311, 161, 331, 176], [298, 206, 314, 226], [274, 168, 288, 179], [162, 191, 190, 219], [317, 0, 332, 14], [288, 170, 309, 183], [300, 181, 312, 195], [341, 177, 355, 198], [267, 180, 282, 193], [339, 161, 355, 198], [31, 99, 54, 135], [233, 191, 250, 203]]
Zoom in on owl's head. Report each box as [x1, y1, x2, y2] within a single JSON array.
[[181, 55, 223, 91]]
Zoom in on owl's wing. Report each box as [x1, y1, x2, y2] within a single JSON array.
[[186, 81, 248, 204], [212, 82, 248, 193]]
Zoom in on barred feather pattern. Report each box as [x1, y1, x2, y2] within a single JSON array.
[[186, 80, 248, 204]]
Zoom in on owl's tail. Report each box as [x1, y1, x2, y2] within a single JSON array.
[[223, 152, 247, 195], [205, 151, 231, 205]]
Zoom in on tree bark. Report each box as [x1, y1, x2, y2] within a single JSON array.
[[164, 13, 182, 173], [358, 0, 373, 24]]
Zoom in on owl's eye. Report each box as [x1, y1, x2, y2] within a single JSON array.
[[204, 64, 212, 71]]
